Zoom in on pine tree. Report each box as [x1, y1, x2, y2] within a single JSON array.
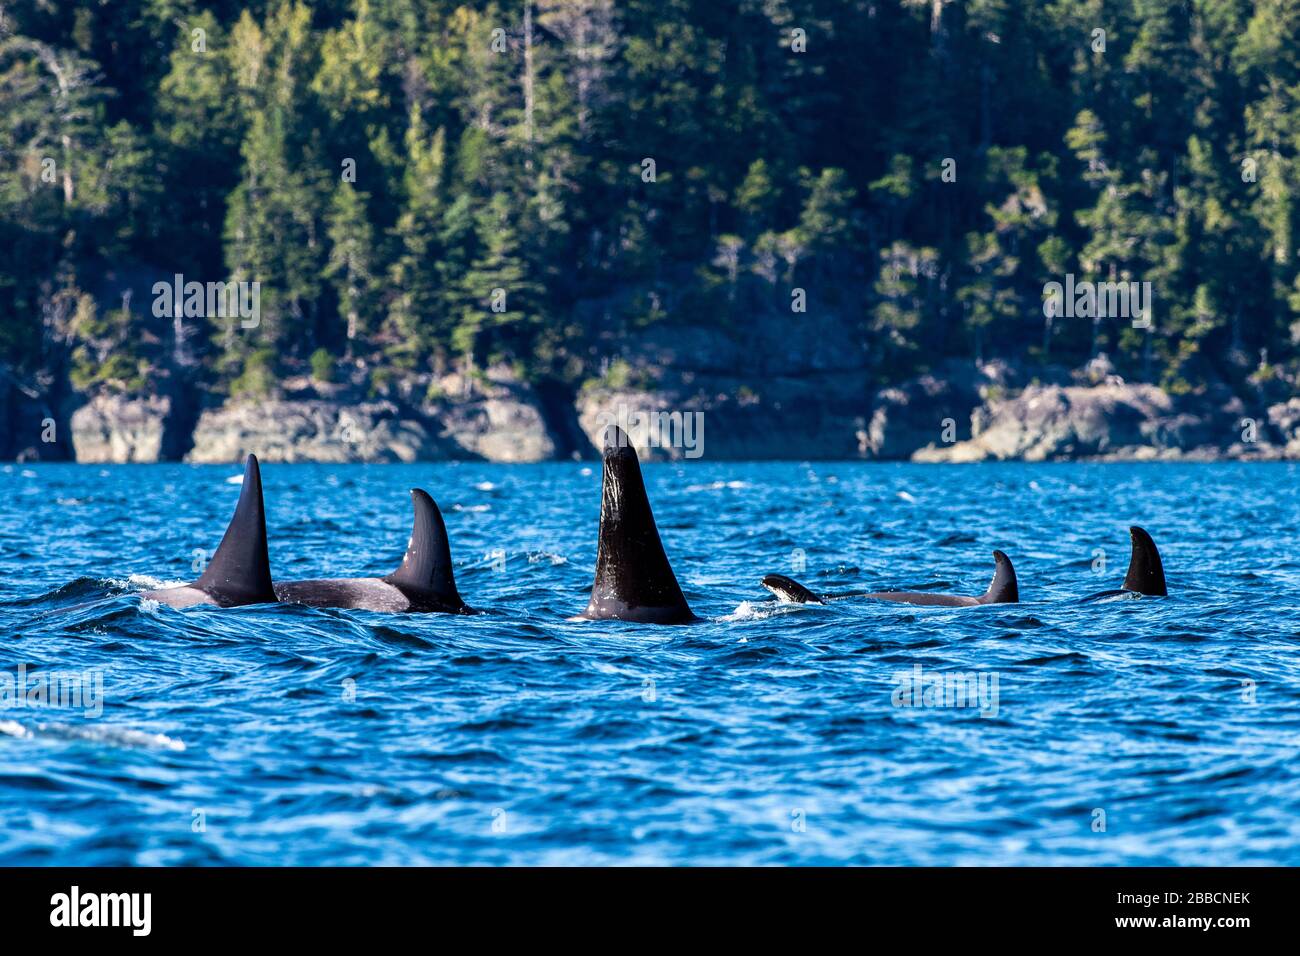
[[383, 108, 447, 367], [324, 181, 377, 358], [451, 192, 544, 371]]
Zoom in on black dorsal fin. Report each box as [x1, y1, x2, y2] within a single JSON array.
[[1122, 526, 1167, 596], [979, 550, 1019, 604], [384, 489, 464, 607], [584, 426, 694, 623], [194, 454, 277, 606]]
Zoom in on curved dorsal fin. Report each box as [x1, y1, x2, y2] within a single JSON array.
[[979, 550, 1019, 604], [194, 454, 277, 605], [1122, 526, 1167, 596], [384, 489, 463, 607], [584, 426, 694, 623]]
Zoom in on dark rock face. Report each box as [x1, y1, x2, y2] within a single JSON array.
[[0, 374, 73, 462], [576, 313, 873, 460], [862, 361, 994, 460], [577, 371, 871, 461]]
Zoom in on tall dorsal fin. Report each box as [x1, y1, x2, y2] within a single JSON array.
[[384, 489, 463, 607], [584, 426, 694, 623], [194, 454, 276, 606], [979, 550, 1019, 604], [1122, 526, 1167, 596]]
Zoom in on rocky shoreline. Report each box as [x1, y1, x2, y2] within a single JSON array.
[[2, 328, 1297, 464]]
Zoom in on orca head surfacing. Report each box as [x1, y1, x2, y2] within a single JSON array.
[[144, 454, 277, 608], [382, 489, 467, 612], [583, 426, 695, 624], [1121, 525, 1167, 596], [760, 574, 825, 604]]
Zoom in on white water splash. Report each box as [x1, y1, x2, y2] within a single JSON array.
[[37, 723, 187, 751], [0, 721, 185, 751], [124, 573, 181, 590], [719, 600, 792, 622], [527, 551, 568, 566], [685, 480, 749, 492]]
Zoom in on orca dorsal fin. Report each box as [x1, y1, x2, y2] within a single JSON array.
[[384, 489, 463, 607], [584, 426, 694, 623], [194, 454, 277, 606], [979, 550, 1019, 604], [1122, 526, 1167, 596]]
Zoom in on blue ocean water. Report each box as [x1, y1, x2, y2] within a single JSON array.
[[1, 460, 1298, 865]]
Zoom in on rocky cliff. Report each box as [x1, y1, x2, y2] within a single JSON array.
[[575, 310, 873, 460], [14, 348, 1300, 463], [182, 366, 560, 463], [911, 358, 1290, 462]]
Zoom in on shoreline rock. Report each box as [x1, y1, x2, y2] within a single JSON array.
[[422, 367, 558, 462], [913, 378, 1292, 462], [186, 399, 438, 463], [70, 394, 176, 464], [38, 351, 1300, 464], [576, 314, 872, 460], [180, 365, 566, 464], [576, 371, 870, 460]]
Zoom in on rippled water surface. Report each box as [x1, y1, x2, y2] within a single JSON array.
[[2, 461, 1298, 865]]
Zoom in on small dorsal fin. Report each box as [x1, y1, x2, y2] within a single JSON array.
[[194, 454, 277, 606], [1122, 526, 1167, 596], [979, 550, 1019, 603], [384, 489, 463, 607], [584, 426, 694, 623]]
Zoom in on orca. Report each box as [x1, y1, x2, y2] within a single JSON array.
[[142, 455, 278, 609], [761, 550, 1019, 607], [581, 426, 697, 624], [1081, 526, 1167, 600], [274, 489, 469, 613]]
